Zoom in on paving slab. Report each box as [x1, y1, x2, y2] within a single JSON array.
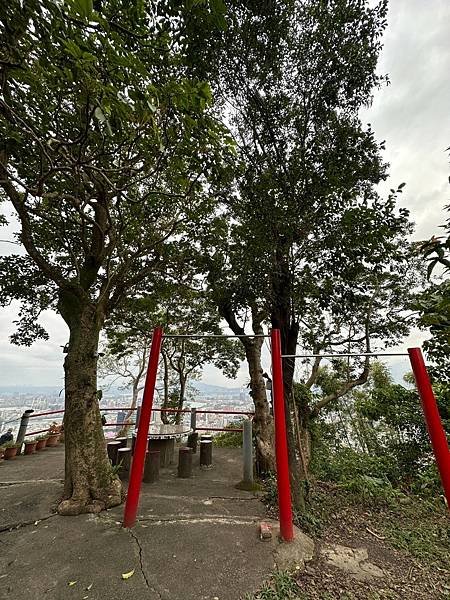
[[0, 513, 159, 600], [0, 446, 284, 600], [0, 444, 65, 483], [0, 480, 62, 531]]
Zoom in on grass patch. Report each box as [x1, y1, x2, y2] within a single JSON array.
[[241, 571, 299, 600], [376, 497, 450, 569], [235, 480, 263, 492]]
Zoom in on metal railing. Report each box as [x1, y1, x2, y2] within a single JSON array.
[[19, 405, 254, 439]]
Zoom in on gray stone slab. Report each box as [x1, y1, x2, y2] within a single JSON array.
[[0, 515, 160, 600], [0, 480, 62, 531], [0, 445, 65, 483], [0, 446, 284, 600]]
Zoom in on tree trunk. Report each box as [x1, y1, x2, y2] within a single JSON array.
[[244, 340, 275, 474], [58, 292, 122, 515], [161, 352, 170, 424], [175, 375, 187, 425], [218, 302, 275, 473], [116, 382, 139, 438]]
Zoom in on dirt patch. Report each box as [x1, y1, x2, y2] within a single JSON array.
[[291, 493, 450, 599], [263, 482, 449, 599]]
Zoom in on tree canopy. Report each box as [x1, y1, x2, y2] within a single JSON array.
[[0, 0, 231, 514]]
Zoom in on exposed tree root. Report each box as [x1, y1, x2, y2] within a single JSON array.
[[57, 478, 123, 516]]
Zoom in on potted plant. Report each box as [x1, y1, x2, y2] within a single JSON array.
[[35, 435, 49, 450], [23, 439, 37, 455], [46, 423, 61, 447], [2, 441, 20, 460]]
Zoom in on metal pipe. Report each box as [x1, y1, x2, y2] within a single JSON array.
[[190, 407, 197, 431], [28, 409, 65, 418], [163, 334, 269, 339], [271, 329, 294, 542], [35, 407, 254, 417], [15, 409, 34, 448], [243, 420, 253, 485], [123, 327, 163, 528], [408, 347, 450, 510], [195, 427, 243, 432], [195, 409, 254, 416], [24, 428, 50, 437], [282, 352, 409, 358]]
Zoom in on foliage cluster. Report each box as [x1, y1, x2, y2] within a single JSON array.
[[308, 363, 448, 502], [416, 148, 450, 380], [213, 420, 244, 448]]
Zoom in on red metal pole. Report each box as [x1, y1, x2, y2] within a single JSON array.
[[408, 347, 450, 510], [271, 328, 294, 541], [123, 327, 163, 527]]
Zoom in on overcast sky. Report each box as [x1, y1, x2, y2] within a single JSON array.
[[0, 0, 449, 389]]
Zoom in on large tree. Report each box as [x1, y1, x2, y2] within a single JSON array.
[[417, 148, 450, 381], [0, 0, 228, 514], [203, 0, 417, 507]]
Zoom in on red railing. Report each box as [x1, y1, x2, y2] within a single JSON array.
[[28, 409, 65, 418], [196, 427, 243, 432], [23, 405, 253, 437]]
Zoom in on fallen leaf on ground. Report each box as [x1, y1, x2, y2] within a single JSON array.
[[122, 569, 135, 580], [68, 581, 77, 586]]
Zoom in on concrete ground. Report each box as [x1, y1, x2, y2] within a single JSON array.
[[0, 443, 289, 600]]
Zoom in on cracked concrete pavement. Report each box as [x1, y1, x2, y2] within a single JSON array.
[[0, 445, 290, 600]]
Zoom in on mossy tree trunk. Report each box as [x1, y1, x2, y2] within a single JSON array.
[[244, 339, 275, 474], [218, 302, 275, 473], [58, 290, 122, 515]]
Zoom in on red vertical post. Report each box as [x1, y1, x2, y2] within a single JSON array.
[[271, 328, 294, 541], [408, 347, 450, 510], [123, 327, 163, 528]]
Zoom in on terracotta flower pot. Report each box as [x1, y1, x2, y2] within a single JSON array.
[[46, 434, 60, 447], [4, 446, 19, 460], [36, 438, 48, 450], [23, 441, 37, 455]]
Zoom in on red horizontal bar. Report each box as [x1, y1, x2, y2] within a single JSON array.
[[30, 407, 253, 416], [100, 407, 136, 412], [196, 410, 254, 415], [196, 427, 243, 432], [24, 428, 53, 437], [153, 408, 190, 414], [29, 409, 64, 418]]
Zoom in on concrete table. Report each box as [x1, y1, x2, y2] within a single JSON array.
[[132, 424, 192, 467]]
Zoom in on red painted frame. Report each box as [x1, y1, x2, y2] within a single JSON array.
[[123, 327, 163, 527], [408, 347, 450, 510], [270, 328, 294, 541]]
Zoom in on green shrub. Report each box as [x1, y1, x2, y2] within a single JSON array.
[[214, 420, 244, 448], [312, 446, 396, 483], [261, 473, 278, 510], [410, 463, 443, 498]]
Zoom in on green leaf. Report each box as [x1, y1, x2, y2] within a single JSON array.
[[427, 259, 438, 280], [73, 0, 93, 19], [94, 107, 106, 123]]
